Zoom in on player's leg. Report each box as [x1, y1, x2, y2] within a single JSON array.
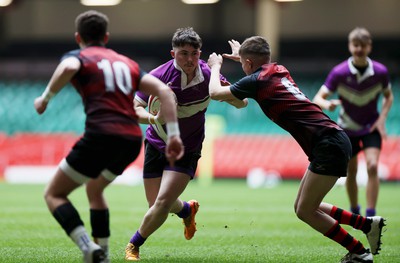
[[46, 160, 105, 263], [346, 156, 360, 214], [86, 175, 113, 262], [140, 170, 190, 236], [320, 202, 386, 255], [361, 130, 382, 217], [89, 137, 141, 262], [144, 145, 200, 233], [126, 171, 190, 261], [364, 147, 380, 216], [144, 177, 185, 214], [144, 177, 162, 207], [296, 170, 372, 262], [299, 131, 372, 262], [295, 169, 338, 233]]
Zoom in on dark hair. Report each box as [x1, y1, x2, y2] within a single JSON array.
[[172, 27, 202, 49], [75, 10, 108, 44], [239, 36, 271, 60]]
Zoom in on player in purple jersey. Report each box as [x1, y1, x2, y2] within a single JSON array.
[[207, 36, 386, 262], [313, 27, 394, 217], [34, 10, 183, 263], [125, 27, 247, 261]]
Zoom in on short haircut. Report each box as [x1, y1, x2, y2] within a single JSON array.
[[75, 10, 109, 44], [172, 27, 202, 49], [239, 36, 271, 61], [348, 27, 372, 45]]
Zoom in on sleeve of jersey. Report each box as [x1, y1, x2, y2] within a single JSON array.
[[219, 73, 230, 85], [323, 68, 340, 92], [381, 68, 391, 91], [230, 74, 258, 100], [135, 90, 149, 106], [60, 49, 81, 62]]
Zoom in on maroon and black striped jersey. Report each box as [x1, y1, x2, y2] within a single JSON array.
[[63, 45, 143, 139], [230, 63, 341, 157]]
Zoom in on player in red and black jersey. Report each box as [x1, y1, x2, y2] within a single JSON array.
[[207, 36, 385, 263], [34, 10, 183, 263]]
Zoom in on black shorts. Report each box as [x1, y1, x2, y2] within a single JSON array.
[[349, 130, 382, 157], [308, 130, 352, 177], [143, 140, 201, 179], [65, 132, 142, 179]]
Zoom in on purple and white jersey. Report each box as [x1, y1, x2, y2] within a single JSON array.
[[135, 59, 227, 153], [323, 57, 391, 137]]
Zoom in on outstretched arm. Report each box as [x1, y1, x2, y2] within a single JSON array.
[[208, 52, 246, 108], [34, 57, 81, 114]]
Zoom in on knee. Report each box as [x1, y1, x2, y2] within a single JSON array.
[[295, 209, 307, 222], [366, 161, 378, 175], [153, 198, 173, 214], [294, 204, 308, 222]]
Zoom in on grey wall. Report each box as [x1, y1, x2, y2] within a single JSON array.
[[2, 0, 399, 40]]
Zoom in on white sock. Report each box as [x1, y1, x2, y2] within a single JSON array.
[[95, 237, 109, 256], [70, 226, 93, 253]]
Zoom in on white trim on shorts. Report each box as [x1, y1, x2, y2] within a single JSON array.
[[101, 170, 118, 182], [59, 159, 118, 184]]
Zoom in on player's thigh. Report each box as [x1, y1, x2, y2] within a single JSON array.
[[362, 130, 382, 166], [45, 167, 80, 197], [157, 170, 191, 204], [144, 177, 162, 207], [297, 169, 338, 212]]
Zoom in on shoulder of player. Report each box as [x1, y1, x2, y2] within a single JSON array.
[[149, 59, 176, 78], [370, 59, 389, 74]]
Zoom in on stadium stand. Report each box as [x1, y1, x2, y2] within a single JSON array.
[[0, 77, 398, 180]]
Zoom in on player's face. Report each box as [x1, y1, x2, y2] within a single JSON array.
[[171, 45, 201, 76], [240, 56, 253, 76], [348, 40, 371, 61]]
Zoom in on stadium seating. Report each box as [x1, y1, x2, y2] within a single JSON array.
[[0, 78, 398, 180]]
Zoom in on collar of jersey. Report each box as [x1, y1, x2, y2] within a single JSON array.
[[348, 57, 374, 83], [173, 60, 205, 90]]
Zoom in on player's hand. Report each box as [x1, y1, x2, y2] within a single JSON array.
[[208, 53, 223, 68], [165, 135, 184, 167], [222, 39, 241, 62], [327, 99, 341, 111], [370, 117, 387, 140], [34, 96, 48, 114]]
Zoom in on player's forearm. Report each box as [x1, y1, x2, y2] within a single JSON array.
[[380, 92, 394, 120], [135, 106, 153, 124], [43, 59, 79, 101], [158, 89, 178, 125], [209, 65, 224, 100], [226, 98, 248, 109]]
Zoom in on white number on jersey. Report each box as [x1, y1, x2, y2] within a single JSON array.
[[281, 77, 306, 100], [97, 59, 132, 94]]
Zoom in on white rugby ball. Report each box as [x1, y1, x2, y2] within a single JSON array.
[[148, 95, 161, 116]]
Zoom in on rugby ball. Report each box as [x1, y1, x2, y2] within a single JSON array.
[[148, 95, 161, 116]]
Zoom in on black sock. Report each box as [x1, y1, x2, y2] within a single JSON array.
[[90, 209, 110, 238], [53, 202, 84, 235]]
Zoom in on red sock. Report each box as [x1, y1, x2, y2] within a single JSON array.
[[324, 222, 366, 254], [330, 206, 369, 232]]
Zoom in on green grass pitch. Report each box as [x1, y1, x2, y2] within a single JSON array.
[[0, 180, 399, 262]]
